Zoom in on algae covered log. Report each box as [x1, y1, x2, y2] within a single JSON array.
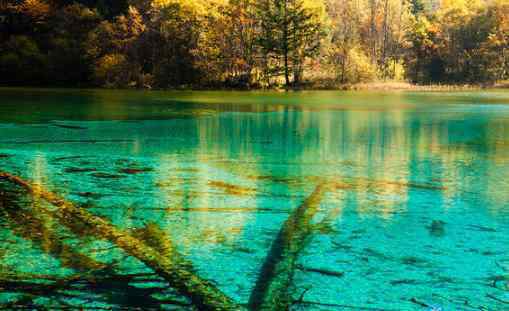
[[248, 184, 327, 311], [0, 187, 186, 309], [0, 189, 105, 271], [0, 171, 241, 311]]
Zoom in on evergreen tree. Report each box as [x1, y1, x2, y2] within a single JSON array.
[[257, 0, 324, 87]]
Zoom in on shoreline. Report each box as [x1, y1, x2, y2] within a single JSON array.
[[1, 81, 508, 93], [304, 81, 509, 91]]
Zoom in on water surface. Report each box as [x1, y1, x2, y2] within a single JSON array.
[[0, 88, 508, 310]]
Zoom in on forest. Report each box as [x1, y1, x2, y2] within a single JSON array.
[[0, 0, 508, 89]]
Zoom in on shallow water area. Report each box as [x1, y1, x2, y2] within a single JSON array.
[[0, 88, 508, 310]]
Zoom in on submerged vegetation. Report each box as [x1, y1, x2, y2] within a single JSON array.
[[0, 164, 487, 309], [1, 89, 509, 309], [0, 170, 338, 309], [0, 0, 508, 89], [0, 171, 240, 310]]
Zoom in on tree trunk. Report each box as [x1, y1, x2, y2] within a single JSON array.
[[283, 0, 290, 88], [0, 172, 241, 311], [248, 184, 327, 310]]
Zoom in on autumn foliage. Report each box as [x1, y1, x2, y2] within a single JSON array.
[[0, 0, 508, 88]]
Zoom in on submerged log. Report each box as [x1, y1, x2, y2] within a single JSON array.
[[119, 168, 154, 175], [208, 180, 256, 196], [248, 184, 327, 311], [0, 171, 240, 311], [52, 124, 88, 130], [296, 265, 344, 278], [0, 189, 105, 271], [1, 205, 105, 271], [0, 188, 187, 309]]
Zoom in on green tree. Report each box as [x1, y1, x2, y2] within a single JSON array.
[[139, 1, 202, 87], [410, 0, 424, 15], [257, 0, 325, 87], [48, 4, 100, 85], [0, 35, 48, 85]]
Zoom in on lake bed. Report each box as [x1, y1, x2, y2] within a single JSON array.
[[0, 88, 508, 310]]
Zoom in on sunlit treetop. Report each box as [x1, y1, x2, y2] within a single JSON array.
[[151, 0, 229, 17], [4, 0, 51, 20]]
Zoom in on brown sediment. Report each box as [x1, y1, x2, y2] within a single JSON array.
[[248, 184, 327, 311], [0, 171, 241, 311], [155, 178, 193, 188], [175, 167, 200, 173], [208, 180, 256, 196], [332, 181, 356, 190]]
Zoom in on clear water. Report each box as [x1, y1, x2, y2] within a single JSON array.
[[0, 88, 508, 310]]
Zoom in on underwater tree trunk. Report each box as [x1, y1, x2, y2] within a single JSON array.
[[248, 183, 327, 310], [0, 190, 106, 272], [0, 171, 240, 311]]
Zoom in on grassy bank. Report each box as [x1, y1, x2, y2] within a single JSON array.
[[303, 81, 509, 92]]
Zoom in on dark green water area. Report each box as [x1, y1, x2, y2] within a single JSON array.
[[0, 88, 508, 310]]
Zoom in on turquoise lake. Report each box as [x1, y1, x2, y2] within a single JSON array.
[[0, 88, 508, 310]]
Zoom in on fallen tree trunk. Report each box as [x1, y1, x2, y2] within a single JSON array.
[[248, 184, 327, 311], [0, 188, 188, 309], [0, 189, 105, 271], [0, 171, 240, 311]]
